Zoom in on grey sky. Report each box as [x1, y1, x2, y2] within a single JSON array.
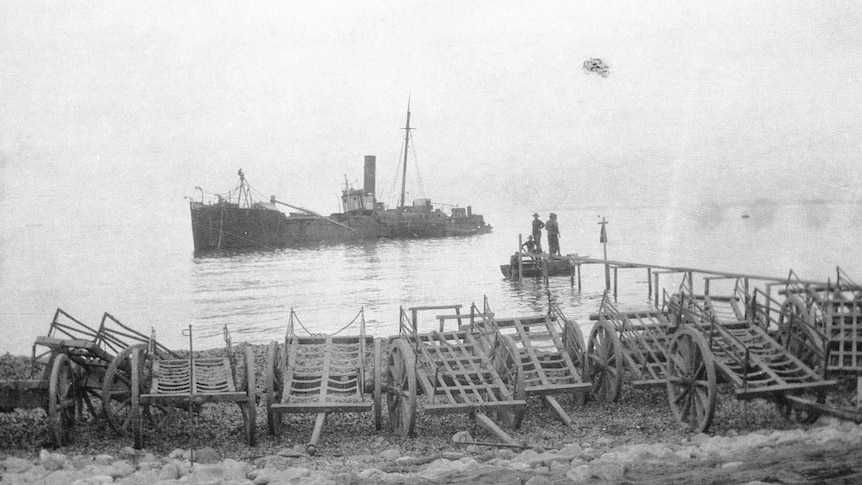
[[2, 1, 861, 226]]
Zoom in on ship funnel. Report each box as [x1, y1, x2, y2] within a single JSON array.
[[364, 155, 376, 195]]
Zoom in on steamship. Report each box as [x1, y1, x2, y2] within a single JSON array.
[[189, 107, 492, 252]]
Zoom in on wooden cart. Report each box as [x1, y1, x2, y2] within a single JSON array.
[[778, 268, 862, 375], [96, 312, 180, 435], [3, 309, 184, 447], [0, 311, 85, 448], [0, 308, 129, 447], [475, 298, 590, 425], [264, 308, 382, 455], [129, 325, 256, 449], [584, 296, 675, 404], [665, 287, 837, 433], [385, 303, 527, 446]]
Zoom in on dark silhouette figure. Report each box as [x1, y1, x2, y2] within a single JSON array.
[[531, 213, 545, 253], [521, 235, 537, 253], [546, 213, 560, 256]]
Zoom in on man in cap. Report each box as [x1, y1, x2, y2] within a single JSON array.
[[531, 213, 545, 253], [521, 235, 538, 253], [546, 213, 561, 256]]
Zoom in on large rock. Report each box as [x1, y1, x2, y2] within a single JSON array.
[[115, 469, 163, 485], [2, 456, 33, 473], [92, 454, 114, 466], [416, 458, 469, 481], [590, 462, 626, 482], [187, 463, 248, 483], [108, 460, 136, 479], [158, 460, 189, 481], [565, 464, 591, 482], [193, 447, 220, 464], [379, 448, 401, 461], [39, 449, 67, 471], [557, 443, 583, 459], [253, 455, 292, 471], [524, 476, 553, 485], [252, 466, 313, 485], [42, 469, 88, 485]]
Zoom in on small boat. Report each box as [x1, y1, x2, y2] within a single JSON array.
[[500, 253, 581, 279]]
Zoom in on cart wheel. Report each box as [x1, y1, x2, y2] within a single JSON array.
[[666, 327, 717, 433], [584, 321, 623, 403], [386, 339, 417, 437], [777, 389, 826, 425], [103, 344, 147, 434], [136, 349, 176, 434], [373, 338, 383, 431], [495, 335, 526, 429], [74, 364, 105, 425], [502, 363, 527, 430], [130, 347, 144, 449], [563, 319, 588, 405], [128, 347, 173, 448], [265, 340, 282, 436], [563, 318, 586, 370], [778, 297, 824, 373], [48, 353, 76, 447]]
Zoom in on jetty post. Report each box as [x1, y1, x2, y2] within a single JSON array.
[[517, 234, 523, 280], [647, 267, 653, 298], [599, 217, 610, 291]]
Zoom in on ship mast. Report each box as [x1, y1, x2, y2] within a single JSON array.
[[237, 168, 252, 208], [398, 100, 412, 211]]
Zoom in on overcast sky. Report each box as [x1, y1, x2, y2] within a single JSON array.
[[2, 1, 862, 227]]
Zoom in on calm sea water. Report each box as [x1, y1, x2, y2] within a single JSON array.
[[2, 200, 861, 355]]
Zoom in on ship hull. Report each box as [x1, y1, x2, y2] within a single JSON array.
[[190, 203, 492, 252]]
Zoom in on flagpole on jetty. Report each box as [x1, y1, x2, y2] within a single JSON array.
[[599, 217, 610, 291]]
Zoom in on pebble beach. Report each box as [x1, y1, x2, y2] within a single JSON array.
[[3, 346, 862, 484]]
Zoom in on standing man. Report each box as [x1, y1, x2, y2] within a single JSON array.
[[546, 212, 561, 256], [531, 213, 545, 253]]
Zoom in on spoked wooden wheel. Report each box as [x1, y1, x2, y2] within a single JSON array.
[[265, 340, 283, 435], [563, 320, 587, 405], [563, 319, 586, 370], [778, 296, 824, 374], [386, 339, 417, 437], [666, 327, 717, 433], [373, 338, 383, 431], [494, 335, 526, 429], [103, 344, 146, 434], [237, 343, 257, 446], [584, 321, 623, 403], [74, 364, 105, 425], [501, 367, 526, 430], [129, 346, 176, 449], [48, 353, 77, 447]]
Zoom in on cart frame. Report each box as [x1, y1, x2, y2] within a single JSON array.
[[585, 295, 675, 404], [666, 284, 836, 432], [386, 302, 527, 446], [475, 297, 590, 425], [1, 308, 122, 447], [129, 325, 256, 449], [264, 308, 382, 455]]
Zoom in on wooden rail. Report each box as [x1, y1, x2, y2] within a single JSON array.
[[506, 238, 830, 304]]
